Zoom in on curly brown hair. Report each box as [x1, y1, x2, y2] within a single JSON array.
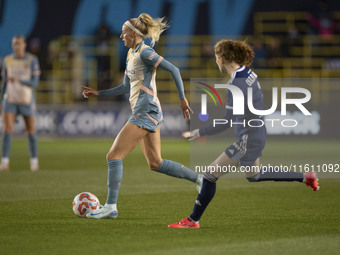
[[214, 39, 254, 67]]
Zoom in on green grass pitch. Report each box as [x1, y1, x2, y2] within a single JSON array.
[[0, 138, 339, 255]]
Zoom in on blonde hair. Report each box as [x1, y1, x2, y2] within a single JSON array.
[[128, 13, 169, 47], [214, 39, 254, 67], [13, 35, 26, 42]]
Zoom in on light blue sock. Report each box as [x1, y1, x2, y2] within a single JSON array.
[[28, 134, 38, 158], [2, 133, 12, 157], [157, 159, 199, 183], [106, 159, 123, 205]]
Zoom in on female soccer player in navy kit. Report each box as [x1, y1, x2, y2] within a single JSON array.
[[0, 35, 40, 172], [168, 39, 319, 228], [82, 13, 202, 219]]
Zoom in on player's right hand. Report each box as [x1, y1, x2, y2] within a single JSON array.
[[182, 129, 200, 141], [82, 86, 98, 98]]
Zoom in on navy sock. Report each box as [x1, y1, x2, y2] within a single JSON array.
[[157, 159, 199, 183], [189, 175, 216, 222], [106, 159, 123, 205], [247, 167, 304, 182]]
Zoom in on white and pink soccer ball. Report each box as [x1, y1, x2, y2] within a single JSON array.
[[72, 192, 100, 218]]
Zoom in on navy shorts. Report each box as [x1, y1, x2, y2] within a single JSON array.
[[128, 111, 164, 133], [225, 128, 266, 167], [2, 99, 36, 116]]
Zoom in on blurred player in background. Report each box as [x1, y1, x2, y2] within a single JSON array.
[[168, 39, 319, 228], [0, 35, 40, 172], [82, 13, 203, 219]]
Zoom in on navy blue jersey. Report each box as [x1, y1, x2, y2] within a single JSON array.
[[199, 66, 266, 138]]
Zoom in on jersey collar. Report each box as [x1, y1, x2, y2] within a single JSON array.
[[230, 65, 245, 79], [13, 53, 28, 60], [234, 65, 245, 74], [132, 41, 144, 53], [228, 65, 245, 84]]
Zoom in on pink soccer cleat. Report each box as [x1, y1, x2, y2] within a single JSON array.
[[304, 171, 319, 191], [168, 218, 200, 228]]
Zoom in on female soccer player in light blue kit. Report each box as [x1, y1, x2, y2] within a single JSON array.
[[0, 35, 40, 171], [82, 13, 202, 219], [168, 39, 319, 228]]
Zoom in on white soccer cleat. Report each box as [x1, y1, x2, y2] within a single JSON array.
[[0, 162, 9, 171], [196, 174, 203, 193], [0, 158, 9, 171], [30, 158, 39, 172], [86, 204, 118, 219]]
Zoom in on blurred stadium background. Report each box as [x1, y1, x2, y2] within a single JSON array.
[[0, 0, 340, 138]]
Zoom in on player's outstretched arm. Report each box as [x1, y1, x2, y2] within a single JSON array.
[[140, 48, 193, 119], [82, 86, 98, 98], [82, 75, 130, 99], [185, 107, 233, 140], [158, 60, 193, 119]]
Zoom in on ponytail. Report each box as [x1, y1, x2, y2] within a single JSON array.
[[129, 13, 169, 47]]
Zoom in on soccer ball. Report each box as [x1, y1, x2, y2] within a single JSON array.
[[72, 192, 100, 218]]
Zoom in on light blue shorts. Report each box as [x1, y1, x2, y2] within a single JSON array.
[[2, 99, 36, 116], [128, 111, 163, 133]]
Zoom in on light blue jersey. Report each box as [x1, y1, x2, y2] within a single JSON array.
[[98, 41, 186, 132], [1, 53, 40, 115], [126, 42, 163, 124]]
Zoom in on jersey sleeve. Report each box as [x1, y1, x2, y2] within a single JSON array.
[[140, 47, 186, 99], [98, 74, 130, 97], [140, 47, 164, 68], [199, 91, 233, 136], [0, 58, 7, 102], [31, 56, 41, 76], [19, 56, 40, 88], [1, 58, 6, 78]]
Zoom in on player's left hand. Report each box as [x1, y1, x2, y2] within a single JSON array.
[[180, 98, 193, 119]]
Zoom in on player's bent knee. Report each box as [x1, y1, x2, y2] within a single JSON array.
[[106, 152, 122, 161], [148, 160, 162, 171]]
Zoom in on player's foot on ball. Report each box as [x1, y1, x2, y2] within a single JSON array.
[[196, 174, 203, 193], [168, 218, 200, 228], [86, 204, 118, 219], [304, 171, 319, 191]]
